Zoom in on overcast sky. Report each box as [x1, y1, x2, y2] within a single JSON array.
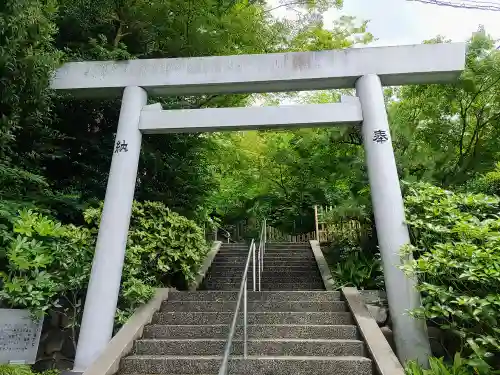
[[272, 0, 500, 46]]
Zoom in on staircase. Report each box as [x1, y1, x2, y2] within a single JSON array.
[[120, 291, 371, 374], [117, 243, 373, 375], [202, 242, 325, 290]]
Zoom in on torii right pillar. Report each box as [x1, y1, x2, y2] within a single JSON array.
[[356, 74, 431, 366]]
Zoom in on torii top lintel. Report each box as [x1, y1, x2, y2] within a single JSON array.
[[51, 43, 466, 98]]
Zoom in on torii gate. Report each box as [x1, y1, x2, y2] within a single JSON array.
[[51, 43, 466, 373]]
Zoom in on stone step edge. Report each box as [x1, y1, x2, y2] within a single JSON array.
[[168, 291, 340, 294], [161, 302, 344, 308], [124, 355, 370, 361], [163, 300, 343, 303], [135, 338, 363, 343], [155, 312, 349, 316], [145, 324, 357, 328]]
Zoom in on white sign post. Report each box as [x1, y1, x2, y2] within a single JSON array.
[[51, 43, 466, 372]]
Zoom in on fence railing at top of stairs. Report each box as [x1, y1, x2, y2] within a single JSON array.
[[314, 205, 370, 243], [217, 219, 266, 375]]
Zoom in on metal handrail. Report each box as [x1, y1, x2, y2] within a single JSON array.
[[257, 218, 266, 291], [218, 239, 256, 375], [220, 227, 232, 243], [217, 219, 267, 375]]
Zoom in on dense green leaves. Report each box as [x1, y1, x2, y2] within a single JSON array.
[[388, 31, 500, 186], [403, 182, 500, 368], [327, 247, 384, 290], [85, 201, 208, 323], [0, 0, 62, 205], [209, 125, 370, 233], [0, 201, 207, 324], [0, 365, 59, 375], [1, 0, 360, 224], [0, 208, 94, 315], [405, 353, 488, 375]]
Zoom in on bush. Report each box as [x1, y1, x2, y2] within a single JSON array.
[[0, 200, 208, 325], [403, 182, 500, 368], [324, 244, 384, 290], [84, 201, 208, 323], [0, 365, 59, 375], [405, 353, 491, 375], [465, 162, 500, 196], [0, 206, 95, 315]]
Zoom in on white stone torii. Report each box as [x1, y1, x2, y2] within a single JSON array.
[[51, 43, 466, 373]]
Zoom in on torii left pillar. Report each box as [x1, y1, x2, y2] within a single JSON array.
[[72, 86, 147, 373]]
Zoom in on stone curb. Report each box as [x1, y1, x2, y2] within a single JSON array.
[[309, 240, 336, 291], [189, 241, 222, 291], [81, 288, 169, 375], [343, 287, 404, 375]]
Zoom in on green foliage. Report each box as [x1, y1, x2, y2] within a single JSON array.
[[403, 182, 500, 367], [0, 0, 376, 230], [0, 0, 63, 205], [0, 365, 59, 375], [0, 201, 206, 326], [325, 245, 384, 290], [405, 353, 492, 375], [0, 208, 94, 315], [1, 0, 364, 225], [203, 12, 373, 232], [209, 125, 369, 233], [42, 0, 359, 222], [388, 30, 500, 187], [84, 201, 207, 323], [465, 162, 500, 196]]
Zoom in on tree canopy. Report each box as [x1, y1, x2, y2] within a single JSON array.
[[1, 0, 371, 224]]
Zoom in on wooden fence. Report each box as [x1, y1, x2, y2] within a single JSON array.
[[314, 205, 370, 244], [265, 226, 316, 243], [212, 208, 370, 244]]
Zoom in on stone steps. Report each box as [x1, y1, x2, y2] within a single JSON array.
[[212, 259, 315, 265], [205, 270, 321, 283], [210, 262, 317, 269], [213, 252, 315, 257], [167, 291, 341, 302], [120, 355, 372, 375], [210, 256, 316, 262], [204, 242, 323, 291], [143, 324, 359, 340], [152, 311, 352, 325], [207, 265, 320, 272], [160, 300, 347, 312], [201, 282, 326, 291], [118, 243, 371, 375], [133, 338, 365, 356]]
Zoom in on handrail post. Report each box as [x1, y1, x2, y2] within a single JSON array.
[[259, 243, 262, 292], [262, 218, 266, 274], [264, 218, 267, 244], [252, 242, 256, 292], [258, 244, 261, 292], [243, 276, 248, 358], [217, 239, 254, 375], [314, 205, 320, 242]]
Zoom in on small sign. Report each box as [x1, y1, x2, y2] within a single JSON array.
[[0, 309, 44, 364]]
